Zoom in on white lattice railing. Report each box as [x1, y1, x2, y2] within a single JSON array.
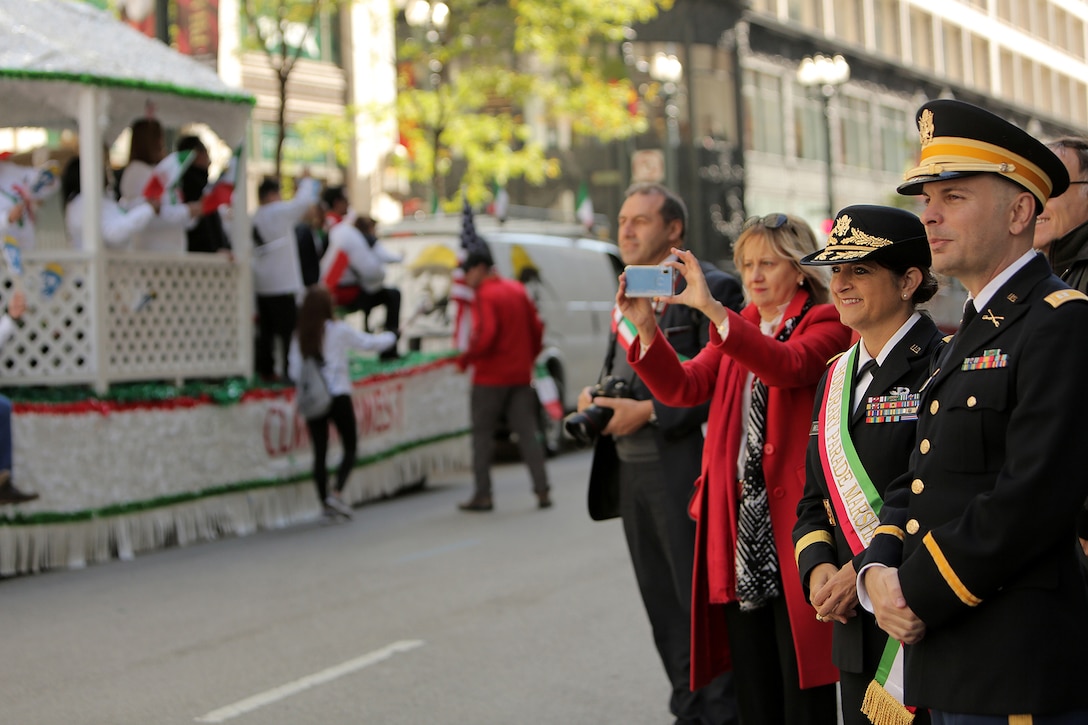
[[0, 251, 250, 388]]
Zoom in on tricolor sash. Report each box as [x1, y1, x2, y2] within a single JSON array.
[[611, 305, 689, 361], [817, 343, 914, 725]]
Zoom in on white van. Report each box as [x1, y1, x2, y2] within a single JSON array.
[[377, 216, 623, 453]]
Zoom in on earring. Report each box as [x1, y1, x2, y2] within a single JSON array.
[[797, 279, 804, 287], [902, 294, 908, 300]]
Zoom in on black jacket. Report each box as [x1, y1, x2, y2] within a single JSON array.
[[1048, 219, 1088, 294], [864, 255, 1088, 714], [793, 315, 941, 674], [587, 261, 744, 520]]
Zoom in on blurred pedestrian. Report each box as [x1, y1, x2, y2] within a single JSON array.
[[456, 243, 550, 512], [61, 156, 157, 250], [296, 203, 326, 288], [288, 285, 396, 520], [252, 174, 321, 381], [118, 118, 200, 253], [320, 187, 403, 359], [177, 135, 231, 255]]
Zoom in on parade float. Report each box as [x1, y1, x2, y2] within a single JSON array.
[[0, 0, 471, 576]]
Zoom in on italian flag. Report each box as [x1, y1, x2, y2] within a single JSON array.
[[143, 150, 194, 203], [576, 181, 594, 229], [487, 181, 509, 221], [201, 145, 241, 214]]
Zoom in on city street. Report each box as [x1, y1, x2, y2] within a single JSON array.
[[0, 450, 672, 725]]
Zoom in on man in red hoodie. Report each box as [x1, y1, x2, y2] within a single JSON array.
[[456, 244, 550, 512]]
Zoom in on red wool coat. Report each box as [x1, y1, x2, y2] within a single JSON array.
[[630, 290, 850, 691]]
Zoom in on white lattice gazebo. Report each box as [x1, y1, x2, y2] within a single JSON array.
[[0, 0, 256, 392]]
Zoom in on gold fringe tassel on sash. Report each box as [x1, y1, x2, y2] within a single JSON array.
[[861, 679, 915, 725]]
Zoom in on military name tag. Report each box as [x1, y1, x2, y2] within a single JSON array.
[[865, 390, 920, 423], [962, 348, 1008, 371]]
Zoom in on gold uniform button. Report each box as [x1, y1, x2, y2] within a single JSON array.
[[911, 479, 924, 494], [920, 438, 931, 454], [930, 400, 939, 415], [906, 519, 920, 535], [967, 396, 977, 407]]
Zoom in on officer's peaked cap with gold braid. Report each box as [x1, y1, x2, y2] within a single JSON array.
[[801, 204, 930, 268], [898, 99, 1069, 213]]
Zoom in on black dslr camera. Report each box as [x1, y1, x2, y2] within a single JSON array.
[[564, 376, 632, 447]]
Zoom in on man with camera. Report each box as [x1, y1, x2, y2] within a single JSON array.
[[575, 182, 743, 724]]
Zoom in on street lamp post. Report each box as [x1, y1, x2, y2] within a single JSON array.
[[404, 0, 450, 212], [650, 50, 683, 193], [797, 54, 850, 223]]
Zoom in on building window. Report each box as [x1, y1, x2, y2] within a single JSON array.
[[909, 7, 935, 71], [787, 0, 823, 31], [1074, 80, 1088, 127], [969, 32, 990, 92], [840, 96, 871, 169], [942, 22, 964, 83], [744, 69, 785, 156], [872, 0, 902, 60], [877, 104, 911, 174], [998, 48, 1015, 102], [794, 84, 827, 162], [834, 0, 865, 46]]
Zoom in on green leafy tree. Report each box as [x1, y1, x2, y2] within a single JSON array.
[[240, 0, 343, 179], [396, 0, 672, 209]]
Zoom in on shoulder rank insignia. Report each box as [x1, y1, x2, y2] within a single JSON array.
[[942, 334, 954, 343], [1045, 289, 1088, 308]]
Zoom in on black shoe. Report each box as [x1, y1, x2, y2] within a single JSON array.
[[458, 496, 493, 512], [537, 492, 552, 509], [0, 473, 38, 505]]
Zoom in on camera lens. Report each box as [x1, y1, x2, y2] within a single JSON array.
[[563, 405, 615, 447]]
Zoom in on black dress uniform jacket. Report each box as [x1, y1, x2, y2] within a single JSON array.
[[794, 315, 942, 676], [864, 254, 1088, 715]]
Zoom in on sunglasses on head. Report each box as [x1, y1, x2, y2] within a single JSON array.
[[742, 213, 790, 231]]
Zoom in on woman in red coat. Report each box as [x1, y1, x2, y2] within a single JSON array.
[[620, 215, 851, 725]]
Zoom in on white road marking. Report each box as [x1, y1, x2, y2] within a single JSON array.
[[194, 639, 425, 723]]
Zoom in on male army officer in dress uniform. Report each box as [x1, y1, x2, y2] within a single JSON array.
[[859, 99, 1088, 724]]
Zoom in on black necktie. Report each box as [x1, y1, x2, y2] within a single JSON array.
[[961, 300, 978, 329], [858, 358, 878, 378]]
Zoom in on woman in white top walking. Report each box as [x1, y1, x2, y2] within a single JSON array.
[[289, 285, 396, 519]]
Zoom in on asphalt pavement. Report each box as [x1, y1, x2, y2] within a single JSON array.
[[0, 449, 679, 724]]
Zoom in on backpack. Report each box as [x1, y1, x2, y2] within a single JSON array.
[[296, 357, 332, 420]]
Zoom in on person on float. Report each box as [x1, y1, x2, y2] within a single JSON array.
[[118, 117, 201, 253], [792, 205, 941, 725], [287, 285, 396, 520], [0, 151, 61, 254], [621, 214, 851, 725], [61, 156, 158, 251]]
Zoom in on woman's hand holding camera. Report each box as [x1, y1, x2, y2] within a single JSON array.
[[665, 248, 727, 327]]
